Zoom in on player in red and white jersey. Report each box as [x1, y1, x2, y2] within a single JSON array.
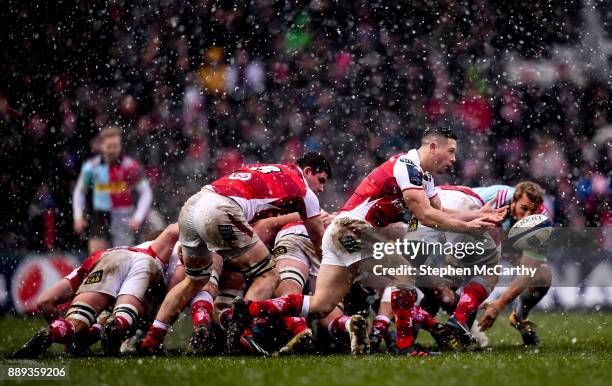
[[146, 152, 331, 355], [13, 224, 179, 358], [232, 128, 506, 355], [207, 163, 322, 223]]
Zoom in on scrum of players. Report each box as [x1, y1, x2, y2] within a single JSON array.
[[13, 127, 554, 359]]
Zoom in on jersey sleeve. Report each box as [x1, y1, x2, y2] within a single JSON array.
[[72, 161, 93, 220], [392, 156, 428, 193], [125, 158, 146, 184], [302, 187, 321, 219]]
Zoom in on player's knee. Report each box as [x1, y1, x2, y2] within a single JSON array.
[[279, 266, 306, 292], [535, 263, 553, 286], [66, 301, 97, 330], [241, 254, 276, 282], [309, 297, 337, 319], [183, 255, 214, 282]]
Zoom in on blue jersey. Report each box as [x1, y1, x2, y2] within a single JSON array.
[[473, 185, 515, 209]]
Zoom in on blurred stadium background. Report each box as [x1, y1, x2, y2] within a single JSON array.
[[0, 0, 610, 339]]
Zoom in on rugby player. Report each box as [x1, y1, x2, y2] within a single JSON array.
[[141, 152, 331, 355], [476, 182, 551, 346], [231, 128, 506, 355], [12, 224, 178, 358], [73, 126, 153, 253]]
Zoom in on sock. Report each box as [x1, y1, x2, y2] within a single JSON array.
[[191, 300, 213, 327], [115, 315, 132, 335], [328, 315, 351, 338], [514, 286, 550, 320], [419, 296, 441, 317], [248, 294, 306, 318], [141, 320, 169, 350], [454, 282, 489, 325], [80, 323, 103, 347], [412, 305, 437, 332], [371, 315, 391, 336], [391, 287, 417, 350], [440, 292, 460, 315], [50, 318, 76, 344], [283, 317, 307, 336], [219, 308, 233, 330]]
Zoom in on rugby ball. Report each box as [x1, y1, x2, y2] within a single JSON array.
[[507, 214, 553, 251]]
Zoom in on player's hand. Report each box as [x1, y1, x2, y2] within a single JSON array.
[[479, 200, 507, 223], [128, 218, 142, 232], [74, 218, 88, 233], [478, 301, 503, 331], [466, 217, 495, 235]]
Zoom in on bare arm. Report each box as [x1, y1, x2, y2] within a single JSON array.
[[404, 189, 494, 234], [251, 213, 301, 246], [431, 195, 507, 223], [150, 223, 179, 265], [478, 254, 550, 331]]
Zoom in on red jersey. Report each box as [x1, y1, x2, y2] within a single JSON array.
[[341, 150, 437, 227], [64, 246, 158, 291], [206, 164, 320, 222]]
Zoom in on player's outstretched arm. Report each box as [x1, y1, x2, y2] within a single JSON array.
[[150, 223, 179, 265], [478, 253, 550, 331], [403, 189, 494, 234], [432, 195, 507, 223]]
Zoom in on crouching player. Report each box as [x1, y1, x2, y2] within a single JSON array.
[[367, 185, 503, 352], [140, 153, 331, 355], [476, 182, 552, 346], [231, 128, 504, 356], [12, 224, 178, 358]]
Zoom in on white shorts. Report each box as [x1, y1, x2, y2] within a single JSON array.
[[76, 250, 164, 302], [274, 233, 320, 277], [321, 212, 374, 267], [179, 188, 260, 262]]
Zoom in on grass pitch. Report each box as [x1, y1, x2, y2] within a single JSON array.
[[1, 311, 611, 386]]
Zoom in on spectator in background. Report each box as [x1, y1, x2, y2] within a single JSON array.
[[198, 47, 229, 95], [72, 126, 153, 253]]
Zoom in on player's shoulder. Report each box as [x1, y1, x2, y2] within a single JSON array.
[[83, 155, 102, 169], [120, 155, 141, 169]]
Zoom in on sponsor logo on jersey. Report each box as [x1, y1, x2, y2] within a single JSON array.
[[339, 235, 361, 253], [272, 246, 288, 257], [408, 217, 418, 232], [406, 164, 423, 186], [218, 225, 237, 241], [84, 270, 103, 285], [95, 181, 128, 193]]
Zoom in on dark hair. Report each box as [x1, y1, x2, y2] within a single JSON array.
[[421, 127, 458, 143], [296, 152, 332, 179]]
